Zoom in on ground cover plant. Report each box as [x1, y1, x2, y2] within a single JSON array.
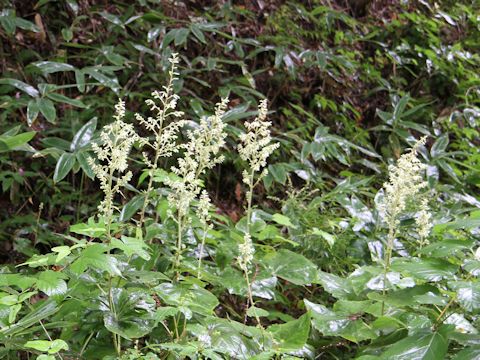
[[1, 0, 480, 359]]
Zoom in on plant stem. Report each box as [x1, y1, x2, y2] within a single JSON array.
[[197, 223, 208, 278], [242, 169, 262, 326], [174, 213, 183, 279], [381, 226, 396, 315]]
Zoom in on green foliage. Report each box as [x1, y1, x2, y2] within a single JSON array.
[[1, 0, 480, 359]]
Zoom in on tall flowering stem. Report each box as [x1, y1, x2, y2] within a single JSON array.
[[88, 99, 139, 240], [237, 99, 279, 325], [379, 136, 430, 314], [166, 98, 229, 275], [196, 190, 213, 278], [87, 99, 139, 356], [136, 53, 185, 235]]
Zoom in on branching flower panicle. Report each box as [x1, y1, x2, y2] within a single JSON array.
[[379, 136, 430, 315], [88, 99, 139, 222], [166, 98, 229, 271], [136, 53, 186, 229], [236, 99, 278, 326], [382, 136, 429, 229], [237, 233, 254, 271], [238, 99, 280, 184], [167, 98, 229, 218], [416, 198, 432, 244], [136, 53, 185, 170]]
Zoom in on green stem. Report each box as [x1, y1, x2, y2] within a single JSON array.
[[197, 223, 208, 278], [174, 213, 183, 279], [381, 226, 396, 316]]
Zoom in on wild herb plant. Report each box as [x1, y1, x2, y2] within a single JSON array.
[[2, 1, 480, 359]]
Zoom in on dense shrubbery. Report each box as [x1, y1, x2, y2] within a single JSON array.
[[1, 1, 480, 359]]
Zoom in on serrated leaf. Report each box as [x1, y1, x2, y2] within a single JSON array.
[[155, 282, 218, 319], [262, 249, 317, 285], [380, 328, 449, 360], [111, 236, 151, 261], [272, 213, 297, 228], [268, 314, 310, 352], [24, 339, 68, 354], [36, 270, 67, 296], [101, 288, 157, 340]]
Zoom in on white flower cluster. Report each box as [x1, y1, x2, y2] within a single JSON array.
[[88, 99, 139, 219], [238, 99, 279, 184], [416, 198, 432, 241], [382, 137, 429, 230], [237, 233, 254, 271], [196, 190, 212, 226], [136, 53, 185, 169], [166, 98, 229, 218]]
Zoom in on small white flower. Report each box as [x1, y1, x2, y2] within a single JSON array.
[[137, 53, 185, 170], [89, 99, 139, 219], [416, 198, 432, 241], [380, 137, 428, 230], [238, 99, 279, 183], [166, 98, 229, 217], [237, 233, 254, 271]]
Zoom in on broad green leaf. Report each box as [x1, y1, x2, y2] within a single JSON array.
[[119, 194, 145, 222], [1, 299, 58, 336], [14, 18, 40, 32], [47, 92, 86, 108], [312, 228, 336, 247], [76, 151, 95, 179], [27, 100, 39, 126], [24, 340, 52, 352], [391, 258, 457, 282], [53, 152, 75, 183], [37, 355, 55, 360], [0, 131, 36, 151], [155, 282, 218, 319], [431, 134, 449, 158], [75, 69, 85, 93], [449, 281, 480, 312], [70, 244, 121, 276], [111, 236, 151, 261], [199, 318, 264, 358], [70, 217, 106, 237], [51, 246, 70, 262], [25, 339, 68, 354], [70, 118, 97, 151], [380, 328, 449, 360], [305, 299, 376, 343], [36, 270, 67, 296], [272, 213, 297, 228], [262, 249, 317, 285], [453, 346, 480, 360], [0, 274, 36, 290], [268, 314, 310, 352], [418, 239, 474, 257], [247, 306, 269, 318], [37, 98, 56, 122], [190, 24, 206, 43], [316, 271, 352, 298], [32, 61, 75, 74], [101, 288, 157, 340], [0, 78, 39, 97]]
